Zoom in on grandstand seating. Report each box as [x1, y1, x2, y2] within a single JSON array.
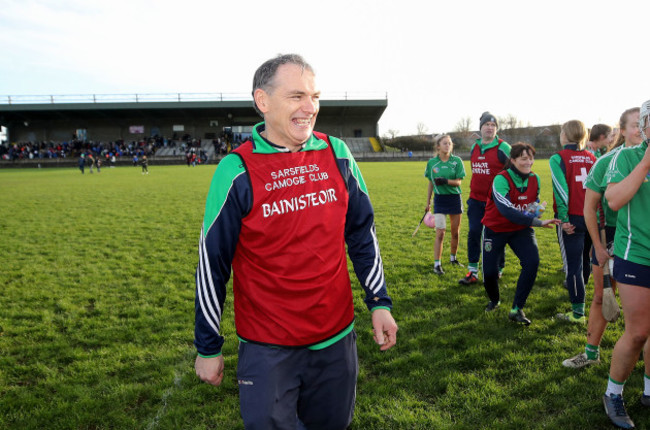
[[342, 138, 377, 153], [153, 137, 378, 159], [154, 140, 216, 158]]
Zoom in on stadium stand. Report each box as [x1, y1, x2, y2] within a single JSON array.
[[342, 138, 377, 153]]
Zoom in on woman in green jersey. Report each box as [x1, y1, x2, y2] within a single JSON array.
[[586, 124, 615, 158], [424, 134, 466, 275], [563, 108, 641, 369], [602, 100, 650, 429]]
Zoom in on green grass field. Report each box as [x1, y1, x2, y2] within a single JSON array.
[[0, 161, 644, 429]]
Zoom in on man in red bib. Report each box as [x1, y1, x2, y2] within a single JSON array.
[[459, 112, 511, 285], [194, 54, 398, 429]]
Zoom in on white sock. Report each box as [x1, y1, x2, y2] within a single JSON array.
[[606, 377, 625, 397], [644, 374, 650, 396], [450, 254, 456, 261]]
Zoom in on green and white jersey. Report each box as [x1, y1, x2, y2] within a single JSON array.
[[424, 154, 466, 195], [605, 140, 650, 266], [587, 147, 607, 159], [584, 146, 622, 227]]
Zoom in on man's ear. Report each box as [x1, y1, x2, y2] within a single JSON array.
[[254, 89, 269, 114]]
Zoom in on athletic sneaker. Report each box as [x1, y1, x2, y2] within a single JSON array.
[[485, 301, 500, 312], [562, 352, 600, 369], [450, 259, 464, 268], [640, 395, 650, 407], [556, 312, 586, 324], [433, 265, 444, 275], [508, 309, 531, 325], [603, 394, 635, 429], [459, 271, 479, 285]]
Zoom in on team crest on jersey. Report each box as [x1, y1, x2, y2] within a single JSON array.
[[484, 240, 492, 252], [433, 167, 440, 174]]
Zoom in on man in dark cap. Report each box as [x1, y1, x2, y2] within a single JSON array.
[[459, 112, 511, 292]]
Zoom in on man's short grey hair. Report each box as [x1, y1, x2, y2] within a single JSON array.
[[252, 54, 314, 117]]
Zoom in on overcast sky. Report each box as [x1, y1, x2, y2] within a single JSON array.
[[0, 0, 646, 136]]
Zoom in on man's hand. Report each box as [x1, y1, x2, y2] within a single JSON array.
[[371, 308, 398, 351], [195, 355, 225, 386]]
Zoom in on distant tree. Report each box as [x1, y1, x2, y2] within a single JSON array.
[[453, 116, 472, 137], [498, 113, 524, 130], [416, 122, 429, 136], [383, 129, 399, 140]]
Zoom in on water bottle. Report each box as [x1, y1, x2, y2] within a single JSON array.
[[525, 200, 547, 217]]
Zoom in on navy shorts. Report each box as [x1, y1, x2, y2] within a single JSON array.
[[237, 331, 358, 429], [434, 193, 463, 215], [591, 226, 616, 265], [613, 256, 650, 288]]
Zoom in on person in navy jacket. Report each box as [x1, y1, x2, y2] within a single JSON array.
[[193, 54, 398, 429], [481, 142, 560, 324]]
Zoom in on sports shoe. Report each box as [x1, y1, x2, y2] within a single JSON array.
[[433, 265, 444, 275], [508, 309, 531, 325], [562, 352, 600, 369], [641, 395, 650, 407], [450, 259, 464, 268], [459, 271, 479, 285], [556, 312, 586, 324], [485, 301, 500, 312], [603, 394, 635, 429]]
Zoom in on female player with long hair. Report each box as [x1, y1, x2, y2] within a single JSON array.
[[424, 134, 466, 275], [481, 143, 560, 324], [602, 101, 650, 429], [586, 124, 615, 158], [563, 108, 641, 369], [550, 120, 597, 323]]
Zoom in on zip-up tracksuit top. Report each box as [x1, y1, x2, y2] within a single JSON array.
[[483, 168, 543, 232], [194, 123, 392, 357], [550, 145, 596, 222]]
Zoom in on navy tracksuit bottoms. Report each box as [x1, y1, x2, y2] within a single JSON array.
[[556, 214, 590, 305], [482, 226, 540, 309], [467, 198, 505, 270], [236, 330, 358, 430]]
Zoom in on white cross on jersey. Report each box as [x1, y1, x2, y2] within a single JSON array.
[[576, 167, 589, 189]]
